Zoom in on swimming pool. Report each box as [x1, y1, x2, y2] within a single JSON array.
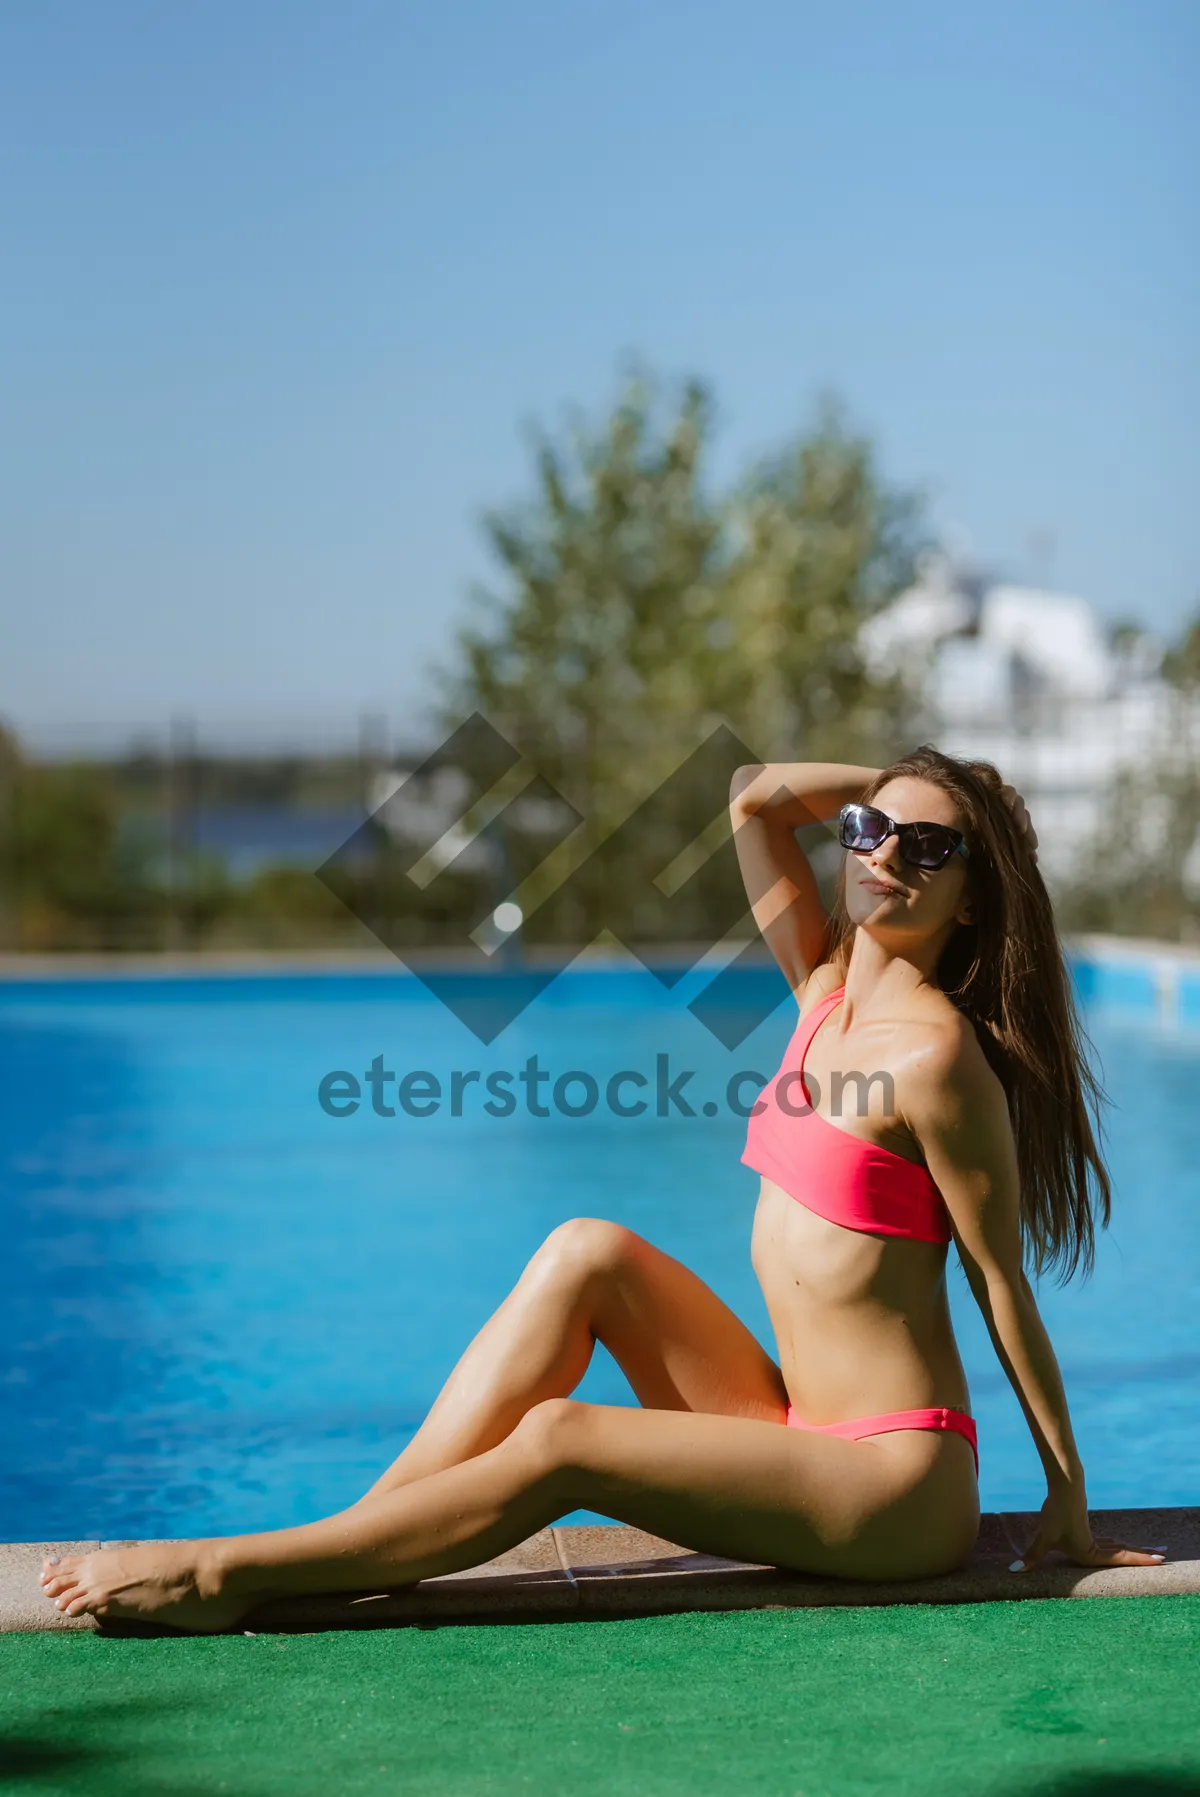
[[3, 955, 1198, 1541]]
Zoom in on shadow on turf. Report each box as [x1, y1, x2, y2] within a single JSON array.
[[0, 1696, 220, 1795], [0, 1735, 95, 1782], [999, 1773, 1200, 1795]]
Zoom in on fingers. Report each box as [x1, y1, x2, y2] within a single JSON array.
[[999, 784, 1038, 860], [1011, 1532, 1169, 1574], [1084, 1537, 1166, 1568]]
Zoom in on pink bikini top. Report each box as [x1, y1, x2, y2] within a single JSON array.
[[741, 985, 952, 1244]]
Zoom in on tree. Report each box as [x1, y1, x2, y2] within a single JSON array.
[[0, 718, 196, 950], [1055, 610, 1200, 943], [438, 370, 728, 840], [433, 369, 929, 944], [1, 745, 154, 950], [717, 393, 928, 763], [1162, 607, 1200, 690]]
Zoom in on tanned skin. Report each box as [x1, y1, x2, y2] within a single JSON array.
[[42, 766, 1161, 1629]]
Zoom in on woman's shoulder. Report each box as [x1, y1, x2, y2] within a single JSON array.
[[895, 993, 1006, 1114]]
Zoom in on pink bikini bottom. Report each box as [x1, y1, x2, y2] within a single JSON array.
[[785, 1404, 979, 1476]]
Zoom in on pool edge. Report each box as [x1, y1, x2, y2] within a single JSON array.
[[7, 1508, 1199, 1633]]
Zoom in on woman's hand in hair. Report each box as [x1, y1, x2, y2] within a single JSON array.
[[999, 782, 1039, 862], [1011, 1484, 1166, 1574]]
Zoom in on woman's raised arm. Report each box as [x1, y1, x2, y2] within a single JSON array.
[[728, 762, 879, 998]]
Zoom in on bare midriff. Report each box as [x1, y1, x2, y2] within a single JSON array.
[[750, 1176, 973, 1425]]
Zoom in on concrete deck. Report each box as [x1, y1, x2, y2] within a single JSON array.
[[6, 931, 1192, 979], [6, 1509, 1198, 1634]]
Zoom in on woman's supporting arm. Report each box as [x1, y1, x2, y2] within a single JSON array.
[[905, 1017, 1164, 1571], [962, 1262, 1084, 1492]]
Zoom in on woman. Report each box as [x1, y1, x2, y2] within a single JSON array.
[[42, 745, 1164, 1629]]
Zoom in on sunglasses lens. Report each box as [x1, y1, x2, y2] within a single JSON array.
[[840, 805, 887, 851], [905, 824, 958, 868]]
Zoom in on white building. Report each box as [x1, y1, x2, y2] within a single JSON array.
[[859, 552, 1199, 884]]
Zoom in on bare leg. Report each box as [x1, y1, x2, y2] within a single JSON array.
[[41, 1398, 980, 1630], [354, 1217, 788, 1499]]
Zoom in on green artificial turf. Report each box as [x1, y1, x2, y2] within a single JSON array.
[[3, 1598, 1200, 1796]]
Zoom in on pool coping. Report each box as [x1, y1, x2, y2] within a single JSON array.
[[0, 944, 759, 977], [6, 1510, 1198, 1633]]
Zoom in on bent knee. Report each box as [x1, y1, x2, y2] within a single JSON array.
[[529, 1217, 640, 1289], [510, 1397, 590, 1470]]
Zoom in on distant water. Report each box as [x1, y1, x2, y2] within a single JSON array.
[[1, 968, 1196, 1541], [190, 805, 366, 879]]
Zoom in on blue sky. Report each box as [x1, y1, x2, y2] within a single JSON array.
[[2, 0, 1196, 751]]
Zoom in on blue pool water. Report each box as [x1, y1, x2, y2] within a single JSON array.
[[2, 960, 1198, 1542]]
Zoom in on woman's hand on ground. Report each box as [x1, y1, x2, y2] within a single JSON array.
[[999, 782, 1039, 862], [1011, 1489, 1166, 1573]]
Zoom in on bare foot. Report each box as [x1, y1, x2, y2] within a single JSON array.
[[40, 1543, 250, 1634]]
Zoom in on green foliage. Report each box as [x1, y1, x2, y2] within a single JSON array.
[[718, 393, 928, 763], [443, 373, 926, 790], [1052, 758, 1200, 944], [439, 373, 727, 838], [208, 866, 364, 949], [435, 371, 929, 942], [1162, 609, 1200, 690], [0, 754, 159, 949], [1054, 617, 1200, 943], [0, 733, 235, 949]]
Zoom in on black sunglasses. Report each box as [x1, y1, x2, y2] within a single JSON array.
[[838, 803, 970, 872]]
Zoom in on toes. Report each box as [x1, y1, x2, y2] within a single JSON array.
[[53, 1583, 106, 1618], [41, 1556, 77, 1585], [43, 1566, 83, 1597]]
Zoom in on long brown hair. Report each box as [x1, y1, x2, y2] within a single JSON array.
[[820, 744, 1112, 1281]]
